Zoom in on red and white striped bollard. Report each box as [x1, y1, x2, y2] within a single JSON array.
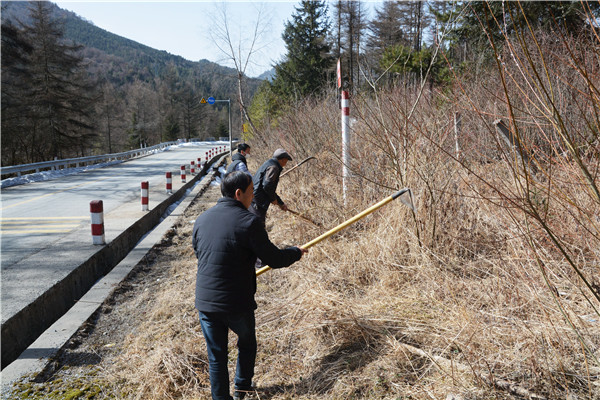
[[141, 181, 149, 211], [190, 160, 195, 174], [181, 165, 186, 183], [166, 172, 172, 194], [90, 200, 105, 245]]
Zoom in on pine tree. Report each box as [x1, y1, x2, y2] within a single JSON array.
[[272, 0, 334, 100], [18, 1, 98, 160], [162, 112, 181, 142], [333, 0, 367, 92], [1, 17, 34, 165], [367, 1, 408, 54], [452, 1, 600, 60]]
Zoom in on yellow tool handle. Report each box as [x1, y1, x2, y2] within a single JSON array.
[[256, 189, 409, 277]]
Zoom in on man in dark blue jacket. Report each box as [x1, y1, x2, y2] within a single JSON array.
[[249, 148, 292, 226], [193, 171, 306, 400], [226, 143, 251, 176]]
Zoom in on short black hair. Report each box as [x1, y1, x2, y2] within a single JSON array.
[[237, 143, 250, 152], [221, 171, 252, 198]]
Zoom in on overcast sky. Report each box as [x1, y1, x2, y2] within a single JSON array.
[[53, 1, 382, 78]]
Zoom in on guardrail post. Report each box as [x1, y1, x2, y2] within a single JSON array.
[[181, 165, 186, 183], [90, 200, 105, 245], [166, 172, 172, 194], [141, 181, 149, 211]]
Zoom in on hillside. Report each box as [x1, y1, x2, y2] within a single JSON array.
[[1, 1, 261, 107]]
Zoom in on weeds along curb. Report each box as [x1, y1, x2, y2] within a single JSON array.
[[0, 154, 227, 370]]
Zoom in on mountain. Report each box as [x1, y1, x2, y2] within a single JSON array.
[[1, 1, 262, 99], [256, 68, 276, 81]]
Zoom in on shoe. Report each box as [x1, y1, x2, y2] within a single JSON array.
[[233, 387, 256, 400]]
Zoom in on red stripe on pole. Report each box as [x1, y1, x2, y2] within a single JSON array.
[[90, 199, 103, 213], [91, 224, 104, 236]]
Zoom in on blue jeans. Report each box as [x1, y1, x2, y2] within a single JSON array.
[[198, 311, 256, 400]]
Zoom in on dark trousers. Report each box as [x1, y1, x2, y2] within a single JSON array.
[[249, 202, 267, 227], [198, 311, 256, 400]]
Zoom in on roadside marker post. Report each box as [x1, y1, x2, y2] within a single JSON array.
[[341, 90, 351, 203], [141, 181, 149, 211], [90, 200, 105, 245], [190, 161, 195, 175], [181, 165, 186, 183], [166, 172, 172, 194]]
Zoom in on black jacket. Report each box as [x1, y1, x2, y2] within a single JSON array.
[[252, 158, 283, 210], [193, 197, 301, 313], [226, 152, 248, 174]]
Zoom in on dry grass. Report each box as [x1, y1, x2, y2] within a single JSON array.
[[8, 25, 600, 400]]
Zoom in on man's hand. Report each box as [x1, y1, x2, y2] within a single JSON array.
[[298, 247, 308, 257], [279, 203, 289, 211]]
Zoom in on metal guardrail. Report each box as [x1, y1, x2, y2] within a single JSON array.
[[0, 142, 178, 178]]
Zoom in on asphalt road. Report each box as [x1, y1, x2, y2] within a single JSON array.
[[0, 143, 225, 325]]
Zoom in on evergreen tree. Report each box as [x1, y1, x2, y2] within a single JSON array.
[[127, 111, 142, 149], [333, 0, 367, 92], [162, 112, 181, 142], [397, 1, 430, 52], [1, 17, 34, 165], [272, 0, 334, 100], [215, 120, 228, 138], [452, 1, 600, 59], [18, 1, 98, 160], [367, 1, 408, 54]]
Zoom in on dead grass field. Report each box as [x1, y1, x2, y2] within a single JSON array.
[[5, 145, 599, 400]]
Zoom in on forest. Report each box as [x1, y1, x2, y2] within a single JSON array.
[[2, 1, 600, 398], [1, 0, 259, 166]]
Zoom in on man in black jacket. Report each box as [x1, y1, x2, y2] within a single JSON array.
[[249, 148, 292, 225], [192, 171, 306, 400], [226, 143, 251, 176]]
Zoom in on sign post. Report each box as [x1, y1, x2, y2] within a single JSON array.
[[203, 97, 231, 157]]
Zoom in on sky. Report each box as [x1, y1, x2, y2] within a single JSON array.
[[53, 1, 301, 78], [53, 1, 382, 78]]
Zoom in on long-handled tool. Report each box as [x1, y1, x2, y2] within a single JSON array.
[[280, 156, 316, 178], [286, 208, 322, 227], [256, 188, 413, 276]]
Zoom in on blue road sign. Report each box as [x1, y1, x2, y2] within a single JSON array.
[[207, 97, 215, 104]]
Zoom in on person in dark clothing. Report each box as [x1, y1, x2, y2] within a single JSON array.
[[249, 148, 292, 225], [226, 143, 251, 176], [192, 171, 306, 400]]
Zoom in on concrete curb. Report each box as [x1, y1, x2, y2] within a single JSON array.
[[0, 154, 227, 370]]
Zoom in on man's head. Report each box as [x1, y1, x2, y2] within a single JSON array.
[[273, 148, 292, 167], [221, 171, 254, 209], [237, 143, 251, 157]]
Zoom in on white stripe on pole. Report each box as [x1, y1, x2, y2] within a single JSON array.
[[341, 90, 351, 203]]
